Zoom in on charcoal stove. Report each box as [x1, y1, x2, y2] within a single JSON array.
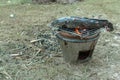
[[50, 16, 114, 63]]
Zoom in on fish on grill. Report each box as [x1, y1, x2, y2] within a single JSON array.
[[50, 16, 114, 31]]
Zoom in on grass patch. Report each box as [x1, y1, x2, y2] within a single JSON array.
[[0, 0, 120, 80], [10, 0, 32, 4], [0, 0, 32, 5]]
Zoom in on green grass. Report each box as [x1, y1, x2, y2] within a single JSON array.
[[0, 0, 32, 5], [0, 0, 120, 80]]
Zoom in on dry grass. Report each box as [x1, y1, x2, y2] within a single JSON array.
[[0, 0, 120, 80]]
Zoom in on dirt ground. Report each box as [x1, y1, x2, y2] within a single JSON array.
[[0, 0, 120, 80]]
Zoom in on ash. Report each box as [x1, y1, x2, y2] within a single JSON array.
[[35, 30, 61, 54]]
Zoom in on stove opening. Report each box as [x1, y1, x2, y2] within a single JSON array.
[[78, 50, 93, 60], [64, 41, 68, 46]]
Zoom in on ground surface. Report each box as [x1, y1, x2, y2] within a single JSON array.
[[0, 0, 120, 80]]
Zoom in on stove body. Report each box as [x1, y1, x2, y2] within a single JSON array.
[[50, 16, 113, 63]]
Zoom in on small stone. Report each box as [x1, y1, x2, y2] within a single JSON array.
[[105, 39, 110, 42], [7, 0, 11, 3], [10, 14, 15, 18]]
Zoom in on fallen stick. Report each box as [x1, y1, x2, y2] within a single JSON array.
[[31, 49, 42, 60], [30, 39, 41, 43]]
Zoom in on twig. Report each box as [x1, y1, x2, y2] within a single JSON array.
[[53, 54, 62, 57], [3, 71, 12, 80], [30, 39, 41, 43], [31, 49, 42, 60]]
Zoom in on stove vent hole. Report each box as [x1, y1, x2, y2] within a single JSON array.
[[64, 41, 68, 46], [78, 50, 91, 60]]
